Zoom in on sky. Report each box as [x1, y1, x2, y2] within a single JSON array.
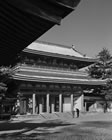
[[39, 0, 112, 58]]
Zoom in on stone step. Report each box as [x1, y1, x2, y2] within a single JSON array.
[[11, 111, 86, 121]]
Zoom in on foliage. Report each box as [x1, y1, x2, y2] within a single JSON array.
[[0, 66, 15, 100], [88, 48, 112, 112], [88, 48, 112, 79], [101, 80, 112, 100], [0, 66, 14, 81]]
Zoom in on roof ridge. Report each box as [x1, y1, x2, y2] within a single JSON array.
[[35, 40, 72, 49]]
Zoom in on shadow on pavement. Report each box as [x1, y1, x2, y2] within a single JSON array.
[[0, 119, 74, 138], [81, 121, 112, 128]]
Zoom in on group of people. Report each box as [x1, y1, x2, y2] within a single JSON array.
[[72, 108, 80, 118]]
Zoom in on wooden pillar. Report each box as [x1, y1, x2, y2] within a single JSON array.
[[39, 96, 42, 114], [23, 100, 26, 114], [94, 102, 97, 111], [51, 96, 55, 113], [46, 94, 50, 113], [84, 102, 87, 112], [71, 94, 74, 112], [59, 94, 62, 112], [32, 93, 36, 114], [81, 94, 84, 111], [35, 96, 38, 114], [20, 99, 24, 115]]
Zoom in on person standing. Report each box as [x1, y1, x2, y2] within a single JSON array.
[[76, 108, 79, 118]]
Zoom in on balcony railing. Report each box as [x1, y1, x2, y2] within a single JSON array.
[[15, 62, 87, 76], [24, 62, 77, 72]]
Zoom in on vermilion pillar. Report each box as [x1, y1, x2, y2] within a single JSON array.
[[51, 96, 55, 113], [47, 94, 50, 113], [32, 93, 36, 114], [39, 96, 42, 114], [71, 94, 74, 112], [59, 94, 62, 112], [81, 94, 84, 111]]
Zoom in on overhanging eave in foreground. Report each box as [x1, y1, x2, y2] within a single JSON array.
[[0, 0, 81, 66]]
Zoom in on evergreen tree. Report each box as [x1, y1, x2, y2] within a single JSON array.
[[88, 48, 112, 112], [88, 48, 112, 79], [0, 66, 15, 100]]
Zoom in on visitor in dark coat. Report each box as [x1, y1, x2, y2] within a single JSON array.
[[76, 108, 79, 118]]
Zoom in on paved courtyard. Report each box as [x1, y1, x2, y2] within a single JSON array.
[[0, 112, 112, 140]]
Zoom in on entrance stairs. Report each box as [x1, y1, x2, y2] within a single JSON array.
[[11, 112, 74, 121]]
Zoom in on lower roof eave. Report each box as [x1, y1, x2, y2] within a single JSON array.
[[13, 75, 106, 86]]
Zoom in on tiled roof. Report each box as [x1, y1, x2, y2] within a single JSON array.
[[25, 41, 84, 57], [23, 41, 97, 62], [13, 65, 106, 85]]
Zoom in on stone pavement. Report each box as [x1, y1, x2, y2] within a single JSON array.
[[0, 112, 112, 137]]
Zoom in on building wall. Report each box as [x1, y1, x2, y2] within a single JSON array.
[[63, 97, 71, 112], [74, 94, 84, 111], [107, 102, 112, 112]]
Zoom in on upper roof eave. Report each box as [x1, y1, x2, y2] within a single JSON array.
[[23, 47, 97, 63]]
